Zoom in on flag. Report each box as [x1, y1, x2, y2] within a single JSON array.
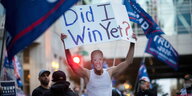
[[2, 56, 23, 87], [13, 56, 23, 87], [123, 0, 164, 38], [138, 62, 150, 82], [123, 0, 138, 23], [1, 0, 79, 60], [145, 35, 179, 70]]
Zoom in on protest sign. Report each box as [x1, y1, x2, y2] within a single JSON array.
[[145, 35, 179, 70], [62, 2, 135, 49], [0, 81, 16, 96]]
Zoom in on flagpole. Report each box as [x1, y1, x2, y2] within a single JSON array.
[[112, 41, 118, 66], [0, 28, 6, 75], [133, 53, 146, 94]]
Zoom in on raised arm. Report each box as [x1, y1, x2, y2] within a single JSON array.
[[60, 34, 89, 79], [108, 34, 136, 77]]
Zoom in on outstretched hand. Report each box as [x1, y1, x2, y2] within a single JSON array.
[[60, 33, 67, 42]]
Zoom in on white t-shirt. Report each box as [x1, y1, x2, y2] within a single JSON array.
[[86, 69, 112, 96]]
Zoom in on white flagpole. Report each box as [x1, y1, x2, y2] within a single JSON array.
[[112, 41, 118, 66], [0, 27, 6, 76], [0, 15, 6, 76], [133, 53, 146, 94]]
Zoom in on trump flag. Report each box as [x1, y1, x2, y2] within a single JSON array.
[[1, 0, 78, 60], [138, 62, 150, 82], [123, 0, 164, 38], [145, 35, 179, 70]]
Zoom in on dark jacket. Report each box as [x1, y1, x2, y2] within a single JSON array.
[[44, 81, 78, 96], [136, 89, 156, 96]]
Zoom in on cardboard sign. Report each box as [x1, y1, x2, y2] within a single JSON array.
[[0, 81, 16, 96], [62, 2, 135, 49]]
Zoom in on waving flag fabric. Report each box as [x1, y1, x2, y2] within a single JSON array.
[[145, 35, 179, 70], [123, 0, 138, 23], [3, 56, 23, 87], [123, 0, 164, 38], [138, 62, 150, 82], [1, 0, 78, 60]]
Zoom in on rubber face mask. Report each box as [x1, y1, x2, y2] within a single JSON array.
[[92, 53, 103, 71]]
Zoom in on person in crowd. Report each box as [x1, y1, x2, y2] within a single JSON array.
[[178, 74, 192, 95], [32, 70, 50, 96], [60, 33, 136, 96], [136, 78, 156, 96], [43, 70, 78, 96]]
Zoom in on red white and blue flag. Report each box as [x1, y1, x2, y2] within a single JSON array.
[[123, 0, 179, 70], [2, 56, 23, 87], [145, 35, 179, 70], [123, 0, 164, 38], [138, 62, 150, 82], [1, 0, 78, 60]]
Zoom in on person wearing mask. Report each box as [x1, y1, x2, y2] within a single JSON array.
[[60, 33, 136, 96], [178, 74, 192, 95], [32, 70, 50, 96], [136, 78, 156, 96]]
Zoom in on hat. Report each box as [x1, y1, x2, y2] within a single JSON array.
[[140, 76, 150, 82], [52, 70, 66, 82], [39, 70, 50, 77]]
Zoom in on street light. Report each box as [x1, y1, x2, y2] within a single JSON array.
[[73, 56, 81, 64], [51, 61, 59, 71]]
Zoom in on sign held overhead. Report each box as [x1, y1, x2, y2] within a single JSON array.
[[62, 2, 136, 49]]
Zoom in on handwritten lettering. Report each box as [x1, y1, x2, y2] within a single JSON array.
[[97, 3, 115, 21], [68, 26, 103, 45], [63, 2, 134, 49], [63, 9, 78, 26], [64, 6, 94, 26]]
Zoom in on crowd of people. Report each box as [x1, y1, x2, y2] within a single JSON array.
[[32, 70, 78, 96], [30, 33, 192, 96], [32, 33, 136, 96], [31, 70, 192, 96]]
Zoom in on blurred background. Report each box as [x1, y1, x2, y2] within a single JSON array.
[[0, 0, 191, 96]]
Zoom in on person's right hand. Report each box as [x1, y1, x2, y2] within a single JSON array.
[[132, 33, 137, 41], [60, 33, 67, 42]]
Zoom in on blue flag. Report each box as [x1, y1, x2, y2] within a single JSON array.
[[145, 35, 179, 70], [123, 0, 138, 23], [138, 63, 150, 82], [3, 56, 14, 69], [1, 0, 78, 60], [3, 56, 23, 87], [123, 0, 164, 38]]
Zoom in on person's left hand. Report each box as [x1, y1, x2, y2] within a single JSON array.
[[60, 33, 67, 42]]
